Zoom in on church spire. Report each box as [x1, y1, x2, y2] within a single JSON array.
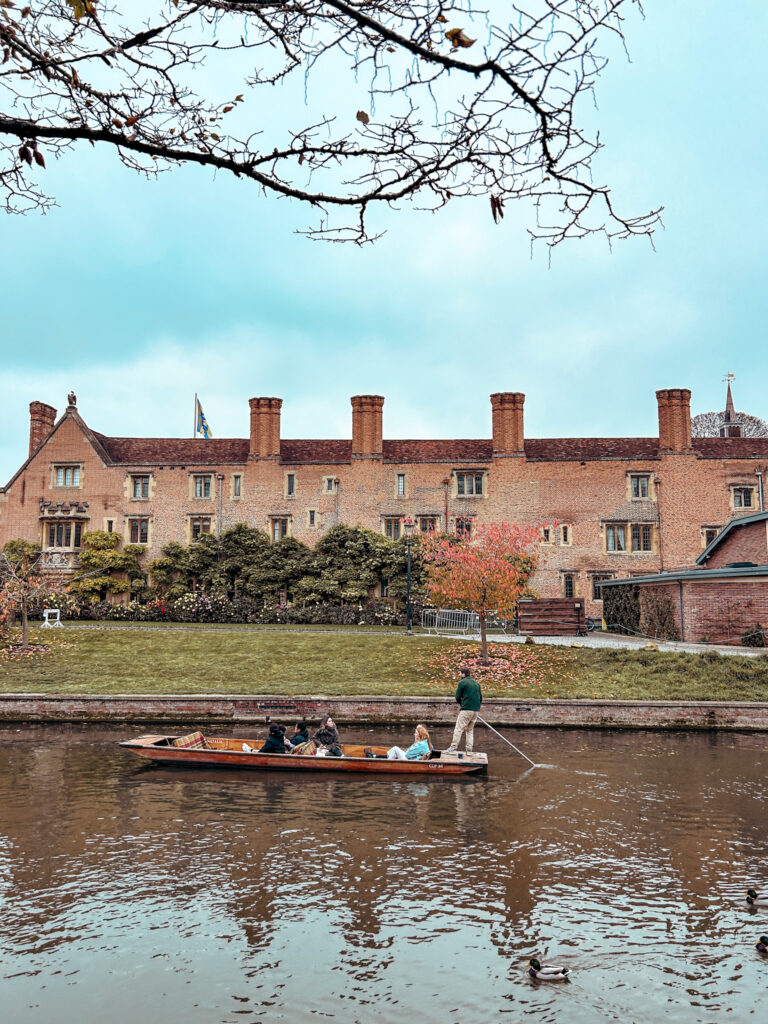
[[720, 373, 741, 437]]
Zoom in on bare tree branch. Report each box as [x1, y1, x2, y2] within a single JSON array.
[[692, 411, 768, 439], [0, 1, 662, 244]]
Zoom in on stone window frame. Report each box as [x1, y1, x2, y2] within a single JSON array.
[[630, 523, 653, 552], [231, 473, 243, 500], [395, 472, 407, 498], [701, 525, 721, 548], [627, 472, 655, 501], [307, 508, 318, 529], [560, 524, 572, 546], [730, 484, 756, 510], [383, 516, 401, 540], [189, 515, 213, 541], [540, 524, 555, 545], [562, 572, 575, 599], [589, 572, 616, 601], [52, 463, 83, 489], [605, 524, 627, 553], [44, 519, 84, 549], [454, 469, 487, 498], [419, 516, 438, 533], [127, 516, 150, 545], [323, 476, 339, 494], [604, 522, 656, 554], [190, 473, 213, 500], [270, 516, 290, 542], [285, 472, 297, 499], [130, 474, 151, 500], [455, 515, 474, 539]]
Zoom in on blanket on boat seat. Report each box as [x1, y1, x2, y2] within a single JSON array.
[[172, 731, 209, 749]]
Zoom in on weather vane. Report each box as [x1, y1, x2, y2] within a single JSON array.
[[722, 372, 735, 384]]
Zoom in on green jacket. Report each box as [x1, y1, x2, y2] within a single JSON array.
[[455, 675, 482, 711]]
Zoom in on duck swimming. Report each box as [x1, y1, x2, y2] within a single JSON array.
[[746, 889, 768, 907], [756, 936, 768, 954], [528, 958, 570, 980]]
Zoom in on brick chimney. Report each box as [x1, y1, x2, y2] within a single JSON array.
[[248, 397, 282, 459], [351, 395, 384, 459], [490, 392, 525, 456], [656, 388, 693, 452], [29, 401, 57, 456]]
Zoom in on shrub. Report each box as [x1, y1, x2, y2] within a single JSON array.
[[741, 623, 765, 648]]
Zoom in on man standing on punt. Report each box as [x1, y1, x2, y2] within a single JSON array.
[[445, 664, 483, 755]]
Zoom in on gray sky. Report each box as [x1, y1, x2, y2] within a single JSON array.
[[1, 1, 765, 484]]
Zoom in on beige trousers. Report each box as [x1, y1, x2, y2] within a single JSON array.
[[446, 710, 478, 753]]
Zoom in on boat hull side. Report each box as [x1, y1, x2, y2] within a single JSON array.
[[122, 745, 487, 775]]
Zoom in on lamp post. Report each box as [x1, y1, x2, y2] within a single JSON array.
[[403, 516, 415, 635]]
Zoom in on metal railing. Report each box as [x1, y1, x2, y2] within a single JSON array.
[[421, 608, 480, 635]]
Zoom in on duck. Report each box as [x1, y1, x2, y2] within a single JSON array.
[[746, 889, 768, 907], [756, 936, 768, 954], [528, 957, 570, 980]]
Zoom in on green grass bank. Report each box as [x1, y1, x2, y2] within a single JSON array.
[[2, 626, 768, 700]]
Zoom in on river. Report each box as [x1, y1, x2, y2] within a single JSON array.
[[0, 724, 766, 1022]]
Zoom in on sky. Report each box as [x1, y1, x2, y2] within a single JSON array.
[[1, 0, 767, 484]]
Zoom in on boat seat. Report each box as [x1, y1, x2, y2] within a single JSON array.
[[172, 731, 209, 750]]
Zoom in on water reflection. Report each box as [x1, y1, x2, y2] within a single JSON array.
[[0, 725, 766, 1022]]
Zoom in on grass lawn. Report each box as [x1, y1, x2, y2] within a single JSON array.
[[1, 627, 768, 700]]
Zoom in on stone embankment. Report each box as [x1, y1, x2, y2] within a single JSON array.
[[2, 694, 768, 730]]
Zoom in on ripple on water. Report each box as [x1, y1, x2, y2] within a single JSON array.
[[1, 726, 768, 1023]]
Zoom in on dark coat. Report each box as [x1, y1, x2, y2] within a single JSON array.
[[289, 727, 309, 746], [314, 723, 340, 747]]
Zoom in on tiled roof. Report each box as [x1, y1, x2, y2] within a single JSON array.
[[383, 440, 492, 463], [523, 438, 660, 462], [281, 440, 352, 464], [93, 433, 250, 465], [602, 500, 659, 524], [87, 431, 768, 468], [692, 437, 768, 458]]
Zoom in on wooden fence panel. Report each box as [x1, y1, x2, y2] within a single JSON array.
[[517, 598, 586, 636]]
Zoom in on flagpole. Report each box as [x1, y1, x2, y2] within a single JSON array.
[[193, 393, 197, 439]]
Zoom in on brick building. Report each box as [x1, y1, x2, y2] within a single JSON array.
[[600, 511, 768, 644], [1, 387, 767, 614]]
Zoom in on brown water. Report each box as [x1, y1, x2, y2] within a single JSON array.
[[0, 724, 767, 1023]]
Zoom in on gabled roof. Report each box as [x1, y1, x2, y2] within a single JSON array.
[[696, 509, 768, 565], [2, 407, 113, 492]]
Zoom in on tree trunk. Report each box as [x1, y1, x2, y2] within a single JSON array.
[[21, 595, 29, 649], [479, 610, 489, 664]]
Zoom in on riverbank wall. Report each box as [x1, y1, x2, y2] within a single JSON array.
[[2, 694, 768, 730]]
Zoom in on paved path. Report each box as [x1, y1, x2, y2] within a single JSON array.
[[439, 630, 766, 658]]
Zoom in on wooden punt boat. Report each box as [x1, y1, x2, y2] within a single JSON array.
[[119, 731, 488, 776]]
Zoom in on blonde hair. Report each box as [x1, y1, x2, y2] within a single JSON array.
[[415, 724, 431, 743]]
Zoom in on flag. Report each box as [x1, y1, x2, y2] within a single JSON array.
[[195, 396, 212, 439]]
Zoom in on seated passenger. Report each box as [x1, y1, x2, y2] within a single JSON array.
[[288, 721, 309, 748], [387, 724, 432, 761], [260, 723, 288, 754], [313, 715, 343, 757]]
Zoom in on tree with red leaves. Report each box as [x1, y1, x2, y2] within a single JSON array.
[[421, 522, 539, 663]]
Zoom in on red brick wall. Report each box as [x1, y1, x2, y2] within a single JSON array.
[[2, 397, 768, 616], [681, 579, 768, 644], [705, 522, 768, 568]]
